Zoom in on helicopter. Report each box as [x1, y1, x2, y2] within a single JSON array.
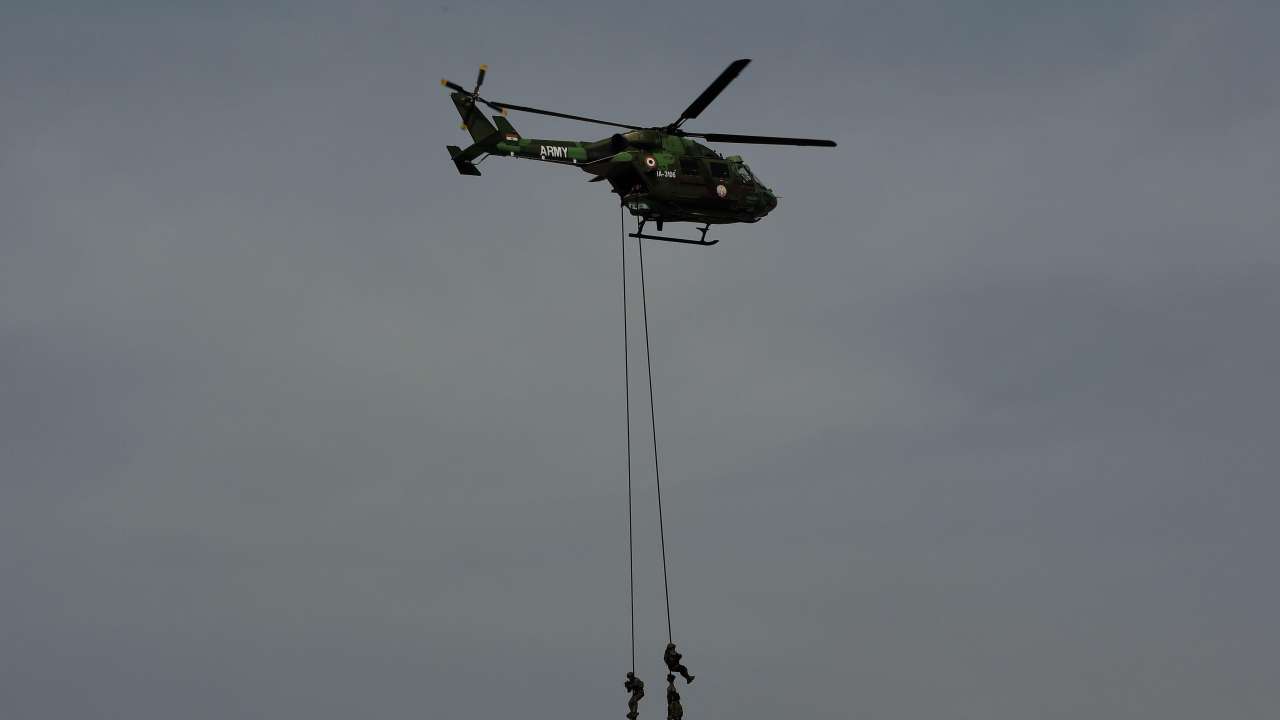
[[441, 59, 836, 245]]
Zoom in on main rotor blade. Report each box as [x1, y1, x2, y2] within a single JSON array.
[[441, 78, 468, 93], [687, 132, 837, 147], [488, 101, 642, 130], [674, 58, 751, 127]]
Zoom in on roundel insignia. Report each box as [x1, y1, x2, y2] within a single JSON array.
[[645, 156, 656, 168], [716, 184, 728, 198]]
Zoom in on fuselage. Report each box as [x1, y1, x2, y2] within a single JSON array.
[[491, 129, 779, 225], [447, 92, 779, 227]]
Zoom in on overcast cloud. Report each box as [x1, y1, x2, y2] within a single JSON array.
[[3, 2, 1279, 718]]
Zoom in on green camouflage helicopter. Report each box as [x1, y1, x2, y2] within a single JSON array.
[[441, 59, 836, 245]]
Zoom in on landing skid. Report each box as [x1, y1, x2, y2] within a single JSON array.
[[628, 219, 718, 246]]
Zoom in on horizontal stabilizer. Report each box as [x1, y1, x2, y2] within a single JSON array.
[[447, 145, 482, 176], [493, 115, 520, 141]]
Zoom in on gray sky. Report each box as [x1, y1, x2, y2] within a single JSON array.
[[3, 2, 1279, 718]]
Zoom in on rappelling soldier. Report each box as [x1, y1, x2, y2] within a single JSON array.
[[663, 642, 695, 683], [665, 674, 684, 720], [624, 671, 645, 720]]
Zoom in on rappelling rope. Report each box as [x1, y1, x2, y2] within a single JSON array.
[[621, 208, 677, 669], [621, 206, 636, 673], [637, 224, 675, 644]]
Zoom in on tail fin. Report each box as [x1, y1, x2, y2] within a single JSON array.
[[447, 103, 522, 176], [442, 65, 524, 175], [451, 93, 498, 145]]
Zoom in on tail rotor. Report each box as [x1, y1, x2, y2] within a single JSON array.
[[440, 64, 506, 124]]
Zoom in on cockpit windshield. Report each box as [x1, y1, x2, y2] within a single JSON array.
[[736, 164, 754, 184]]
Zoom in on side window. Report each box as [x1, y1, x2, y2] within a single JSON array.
[[679, 158, 701, 176], [708, 162, 729, 180]]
